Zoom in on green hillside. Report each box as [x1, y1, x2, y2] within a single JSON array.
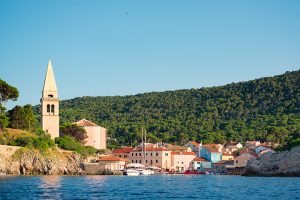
[[34, 70, 300, 147]]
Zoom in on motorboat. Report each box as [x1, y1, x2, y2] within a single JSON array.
[[138, 169, 155, 175], [124, 169, 140, 176]]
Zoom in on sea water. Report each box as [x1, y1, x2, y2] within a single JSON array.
[[0, 175, 300, 199]]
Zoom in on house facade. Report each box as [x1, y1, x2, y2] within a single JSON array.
[[191, 157, 211, 171], [171, 152, 196, 172], [96, 155, 126, 171], [200, 145, 222, 163], [75, 119, 107, 149], [234, 152, 257, 168], [112, 147, 134, 159], [128, 147, 172, 170]]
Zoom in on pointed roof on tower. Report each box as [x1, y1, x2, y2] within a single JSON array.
[[43, 60, 57, 93]]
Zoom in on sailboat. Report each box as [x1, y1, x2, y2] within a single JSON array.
[[139, 128, 154, 175]]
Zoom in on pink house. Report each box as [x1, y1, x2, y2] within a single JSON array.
[[171, 152, 196, 172]]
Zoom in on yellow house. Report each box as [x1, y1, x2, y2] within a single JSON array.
[[222, 153, 235, 161]]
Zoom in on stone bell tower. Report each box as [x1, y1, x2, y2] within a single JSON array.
[[41, 60, 59, 139]]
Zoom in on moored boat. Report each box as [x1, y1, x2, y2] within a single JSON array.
[[124, 169, 140, 176]]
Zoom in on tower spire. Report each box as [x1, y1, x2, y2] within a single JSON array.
[[42, 60, 58, 97]]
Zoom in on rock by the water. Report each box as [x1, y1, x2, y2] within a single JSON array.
[[243, 146, 300, 176], [0, 145, 84, 175]]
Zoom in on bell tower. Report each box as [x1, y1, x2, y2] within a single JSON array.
[[41, 60, 59, 139]]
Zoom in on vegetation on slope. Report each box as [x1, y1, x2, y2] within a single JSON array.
[[33, 70, 300, 148]]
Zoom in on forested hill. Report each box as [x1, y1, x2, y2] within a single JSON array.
[[34, 70, 300, 147]]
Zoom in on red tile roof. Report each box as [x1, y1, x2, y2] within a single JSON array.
[[171, 152, 196, 156], [75, 119, 99, 127], [203, 145, 220, 153], [112, 147, 134, 154], [97, 155, 124, 162], [168, 145, 189, 151], [191, 141, 200, 147], [222, 153, 234, 156], [193, 157, 209, 162]]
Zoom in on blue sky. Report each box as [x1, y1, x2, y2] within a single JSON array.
[[1, 0, 299, 110]]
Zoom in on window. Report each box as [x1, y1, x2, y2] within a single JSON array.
[[47, 104, 50, 113], [132, 160, 134, 163], [182, 162, 184, 164], [139, 153, 141, 156], [156, 153, 158, 156], [139, 160, 141, 163], [48, 94, 53, 98], [165, 153, 168, 156], [236, 160, 238, 163], [136, 160, 138, 163], [132, 153, 133, 156], [136, 153, 137, 156], [146, 153, 148, 156], [51, 105, 55, 113], [156, 160, 158, 163], [146, 160, 148, 163], [150, 153, 152, 156], [119, 155, 121, 158], [124, 155, 127, 158]]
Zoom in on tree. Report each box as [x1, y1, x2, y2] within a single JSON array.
[[60, 123, 88, 144], [23, 104, 36, 132], [7, 106, 26, 130], [0, 79, 19, 130], [0, 79, 19, 114]]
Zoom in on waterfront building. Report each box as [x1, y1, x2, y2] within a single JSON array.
[[171, 152, 196, 172], [41, 60, 59, 139], [96, 155, 126, 171], [128, 147, 172, 170], [212, 160, 235, 171], [191, 157, 211, 171], [200, 145, 222, 163], [234, 152, 257, 168], [112, 146, 134, 158], [75, 119, 107, 149]]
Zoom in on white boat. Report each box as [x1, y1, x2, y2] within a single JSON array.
[[125, 169, 140, 176], [138, 169, 154, 175]]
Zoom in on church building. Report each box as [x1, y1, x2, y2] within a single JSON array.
[[41, 60, 59, 139]]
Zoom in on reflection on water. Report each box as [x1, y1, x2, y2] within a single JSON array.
[[39, 176, 62, 200], [40, 176, 61, 189]]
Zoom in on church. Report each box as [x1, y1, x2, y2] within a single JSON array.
[[41, 60, 106, 149]]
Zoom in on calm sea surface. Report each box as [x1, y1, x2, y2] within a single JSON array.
[[0, 175, 300, 200]]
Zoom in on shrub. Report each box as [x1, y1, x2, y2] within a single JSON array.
[[11, 133, 54, 151], [55, 135, 98, 156]]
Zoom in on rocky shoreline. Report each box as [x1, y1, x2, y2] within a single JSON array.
[[0, 145, 84, 175], [243, 146, 300, 176]]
